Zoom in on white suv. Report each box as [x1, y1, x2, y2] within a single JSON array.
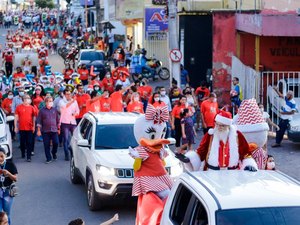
[[0, 109, 12, 160], [69, 112, 183, 210]]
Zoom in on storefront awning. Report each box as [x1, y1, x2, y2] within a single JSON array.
[[236, 13, 300, 36]]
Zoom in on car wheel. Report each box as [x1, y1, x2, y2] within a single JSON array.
[[70, 156, 82, 184], [87, 174, 103, 211]]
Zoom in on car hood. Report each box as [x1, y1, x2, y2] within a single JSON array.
[[78, 60, 91, 65], [93, 148, 179, 169], [0, 123, 6, 138]]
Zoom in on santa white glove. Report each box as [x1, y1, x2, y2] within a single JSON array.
[[128, 146, 139, 158]]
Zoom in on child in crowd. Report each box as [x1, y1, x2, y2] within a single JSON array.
[[180, 108, 197, 151]]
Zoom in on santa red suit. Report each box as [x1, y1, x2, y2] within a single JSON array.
[[32, 38, 42, 49], [22, 37, 32, 49], [186, 111, 258, 171], [38, 46, 48, 59]]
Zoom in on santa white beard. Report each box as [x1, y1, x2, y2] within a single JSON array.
[[214, 128, 230, 143]]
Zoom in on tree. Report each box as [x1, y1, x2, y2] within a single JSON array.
[[35, 0, 55, 9]]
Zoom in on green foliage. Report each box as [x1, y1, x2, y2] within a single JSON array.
[[35, 0, 55, 9]]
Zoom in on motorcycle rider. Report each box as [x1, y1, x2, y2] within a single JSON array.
[[139, 48, 156, 81]]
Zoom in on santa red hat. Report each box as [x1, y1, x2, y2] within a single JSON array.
[[215, 110, 233, 126]]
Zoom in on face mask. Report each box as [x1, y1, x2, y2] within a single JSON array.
[[8, 95, 13, 99], [19, 91, 24, 96], [267, 162, 275, 170], [185, 91, 191, 95], [213, 98, 217, 103], [104, 95, 109, 98], [94, 87, 99, 91], [106, 75, 111, 79], [160, 91, 166, 96], [154, 97, 160, 102], [185, 102, 189, 107], [25, 99, 31, 104], [134, 97, 139, 102], [173, 91, 179, 96], [47, 102, 53, 108], [259, 108, 264, 113]]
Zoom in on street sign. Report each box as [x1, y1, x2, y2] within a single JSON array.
[[169, 49, 182, 62]]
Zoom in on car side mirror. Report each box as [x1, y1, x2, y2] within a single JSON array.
[[78, 139, 90, 148], [167, 138, 176, 145]]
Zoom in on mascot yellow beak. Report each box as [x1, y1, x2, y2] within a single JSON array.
[[140, 138, 170, 152]]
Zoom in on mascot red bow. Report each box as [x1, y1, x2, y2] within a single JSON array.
[[129, 104, 172, 225]]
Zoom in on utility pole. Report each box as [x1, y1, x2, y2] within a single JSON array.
[[95, 0, 102, 36], [168, 0, 181, 87]]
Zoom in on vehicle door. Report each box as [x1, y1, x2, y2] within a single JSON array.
[[77, 119, 93, 175], [163, 182, 212, 225]]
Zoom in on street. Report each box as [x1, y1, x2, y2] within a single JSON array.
[[0, 28, 299, 225]]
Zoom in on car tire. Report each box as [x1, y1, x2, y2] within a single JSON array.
[[70, 156, 82, 184], [87, 174, 103, 211]]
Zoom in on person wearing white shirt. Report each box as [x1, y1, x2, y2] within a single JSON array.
[[59, 89, 79, 161]]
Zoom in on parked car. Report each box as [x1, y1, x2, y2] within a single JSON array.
[[0, 109, 13, 160], [161, 170, 300, 225], [77, 49, 111, 80], [69, 112, 183, 210]]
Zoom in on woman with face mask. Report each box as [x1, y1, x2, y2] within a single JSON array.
[[1, 91, 15, 140], [149, 92, 166, 108], [127, 92, 144, 114], [0, 147, 18, 225]]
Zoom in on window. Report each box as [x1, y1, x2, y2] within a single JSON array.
[[216, 207, 300, 225], [170, 184, 209, 225], [95, 124, 138, 149], [83, 121, 93, 144], [80, 51, 104, 61], [80, 119, 88, 138]]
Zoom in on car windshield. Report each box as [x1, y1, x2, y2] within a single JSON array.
[[80, 51, 104, 61], [216, 207, 300, 225], [95, 124, 138, 149]]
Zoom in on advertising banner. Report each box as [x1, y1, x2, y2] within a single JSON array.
[[79, 0, 94, 6], [116, 0, 145, 19], [145, 8, 168, 40]]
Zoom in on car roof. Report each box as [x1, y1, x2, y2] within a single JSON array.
[[85, 112, 141, 125], [184, 170, 300, 210]]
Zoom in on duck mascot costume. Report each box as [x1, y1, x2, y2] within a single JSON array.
[[233, 98, 269, 169], [129, 104, 173, 225]]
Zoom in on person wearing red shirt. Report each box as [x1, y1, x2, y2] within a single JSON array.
[[63, 65, 74, 83], [201, 93, 219, 134], [50, 29, 59, 39], [102, 73, 115, 94], [14, 94, 36, 162], [2, 91, 14, 139], [171, 95, 192, 151], [149, 92, 166, 108], [137, 79, 153, 111], [3, 50, 13, 76], [75, 84, 91, 124], [195, 81, 211, 130], [110, 85, 125, 112], [22, 36, 32, 49], [37, 29, 45, 39], [12, 67, 25, 79], [32, 86, 44, 109], [86, 91, 101, 112], [127, 93, 144, 114], [99, 90, 111, 112], [77, 64, 89, 86]]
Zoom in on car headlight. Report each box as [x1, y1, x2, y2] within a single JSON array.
[[96, 165, 114, 176], [170, 163, 183, 177], [0, 135, 7, 143], [289, 126, 300, 132]]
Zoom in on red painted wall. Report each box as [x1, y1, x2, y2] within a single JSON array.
[[239, 34, 300, 71], [212, 12, 236, 106]]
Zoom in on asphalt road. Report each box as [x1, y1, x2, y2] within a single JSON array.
[[0, 27, 299, 225]]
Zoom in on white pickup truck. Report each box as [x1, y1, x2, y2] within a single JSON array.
[[161, 170, 300, 225]]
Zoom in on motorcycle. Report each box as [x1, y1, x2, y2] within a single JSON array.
[[130, 56, 170, 82]]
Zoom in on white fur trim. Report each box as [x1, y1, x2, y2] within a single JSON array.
[[215, 114, 232, 126], [237, 122, 269, 133], [207, 125, 239, 167], [208, 128, 215, 135], [185, 151, 202, 171], [240, 157, 258, 170]]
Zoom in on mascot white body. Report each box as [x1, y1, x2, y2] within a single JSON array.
[[129, 105, 172, 225]]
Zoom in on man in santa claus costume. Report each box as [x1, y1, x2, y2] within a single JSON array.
[[184, 110, 258, 172]]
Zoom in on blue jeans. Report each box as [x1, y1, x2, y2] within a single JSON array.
[[0, 189, 13, 225], [275, 119, 289, 144], [61, 123, 76, 158], [42, 132, 59, 161]]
